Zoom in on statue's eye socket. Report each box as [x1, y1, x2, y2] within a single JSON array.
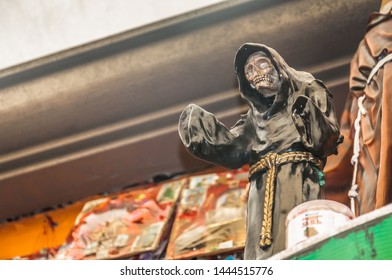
[[245, 66, 253, 76], [259, 62, 269, 69]]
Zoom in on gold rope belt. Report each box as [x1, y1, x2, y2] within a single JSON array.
[[248, 151, 323, 247]]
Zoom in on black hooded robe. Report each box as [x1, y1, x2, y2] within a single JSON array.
[[178, 43, 341, 259]]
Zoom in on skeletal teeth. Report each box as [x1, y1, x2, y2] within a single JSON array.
[[254, 74, 273, 85]]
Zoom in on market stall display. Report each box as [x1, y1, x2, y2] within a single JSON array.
[[55, 179, 186, 259], [166, 169, 248, 259]]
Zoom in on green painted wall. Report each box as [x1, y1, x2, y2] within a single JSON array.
[[291, 214, 392, 260]]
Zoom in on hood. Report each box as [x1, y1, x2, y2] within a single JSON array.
[[350, 4, 392, 92], [234, 43, 314, 112]]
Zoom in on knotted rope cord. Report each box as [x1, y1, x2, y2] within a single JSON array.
[[349, 53, 392, 216], [249, 151, 323, 247], [349, 95, 366, 215]]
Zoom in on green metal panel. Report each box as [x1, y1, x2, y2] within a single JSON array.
[[291, 214, 392, 260]]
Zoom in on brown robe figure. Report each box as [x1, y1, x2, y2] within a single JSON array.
[[325, 3, 392, 215], [178, 43, 341, 259]]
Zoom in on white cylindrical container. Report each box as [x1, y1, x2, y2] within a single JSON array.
[[285, 199, 355, 249]]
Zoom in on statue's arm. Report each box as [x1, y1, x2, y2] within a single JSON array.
[[178, 104, 250, 169], [291, 80, 342, 158]]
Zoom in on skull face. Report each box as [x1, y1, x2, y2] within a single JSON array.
[[244, 51, 281, 97]]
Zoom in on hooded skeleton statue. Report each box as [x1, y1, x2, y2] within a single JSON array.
[[178, 43, 342, 259]]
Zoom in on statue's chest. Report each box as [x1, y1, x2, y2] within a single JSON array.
[[251, 104, 299, 153]]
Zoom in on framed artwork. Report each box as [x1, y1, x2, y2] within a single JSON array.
[[166, 169, 248, 259], [55, 178, 186, 259]]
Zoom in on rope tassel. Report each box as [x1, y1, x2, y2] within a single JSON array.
[[260, 153, 277, 247]]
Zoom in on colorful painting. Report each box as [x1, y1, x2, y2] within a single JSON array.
[[166, 169, 248, 259], [55, 178, 186, 259]]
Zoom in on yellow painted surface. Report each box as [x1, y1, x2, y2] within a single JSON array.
[[0, 201, 85, 259]]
